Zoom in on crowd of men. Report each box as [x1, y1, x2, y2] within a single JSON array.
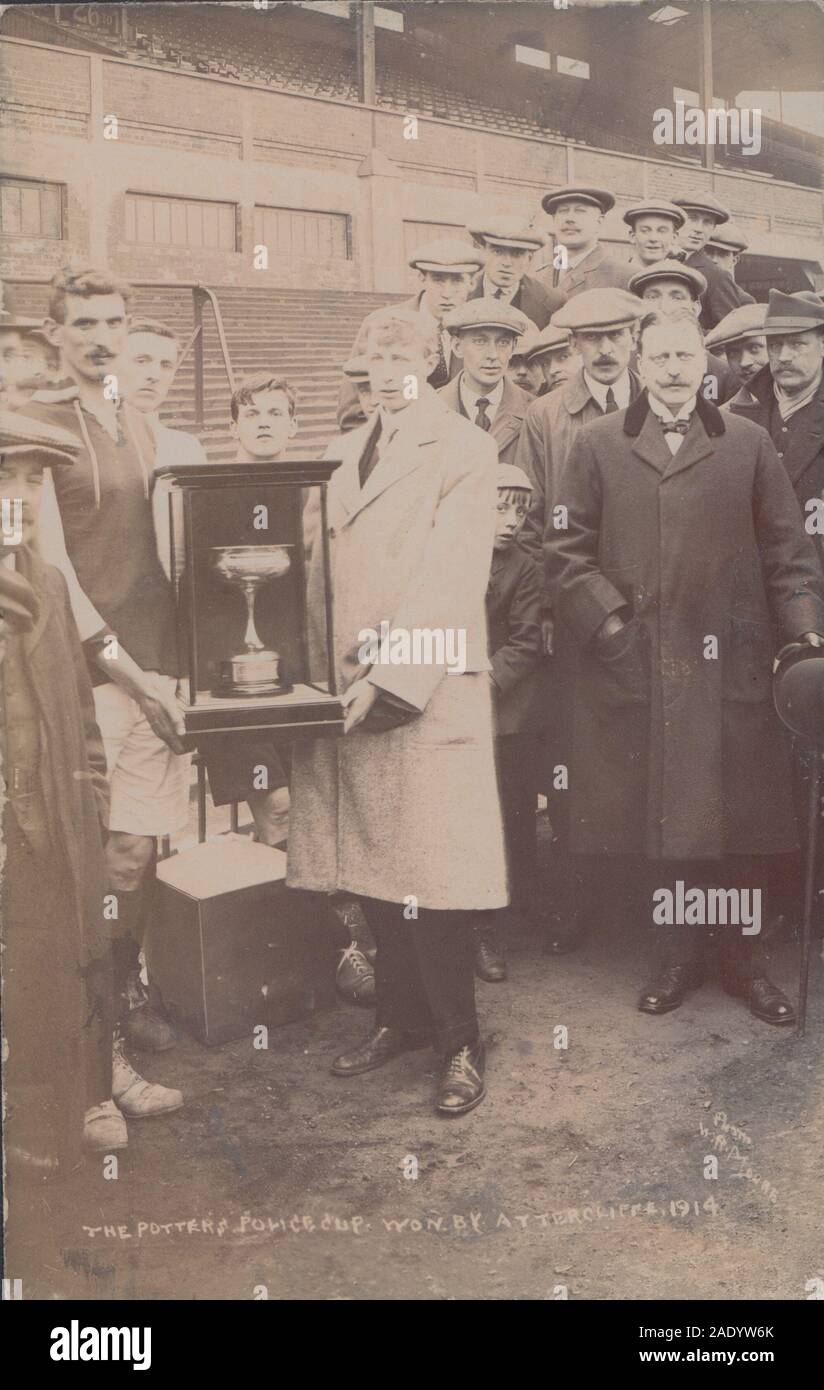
[[1, 180, 824, 1161]]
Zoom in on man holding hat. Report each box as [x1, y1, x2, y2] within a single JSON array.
[[336, 237, 482, 431], [629, 259, 740, 404], [546, 305, 824, 1024], [537, 186, 633, 297], [672, 195, 752, 331], [705, 303, 768, 387], [623, 201, 685, 269], [524, 324, 579, 397], [439, 297, 533, 465], [467, 219, 565, 328], [516, 288, 642, 954]]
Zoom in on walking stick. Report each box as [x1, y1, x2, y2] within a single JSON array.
[[797, 747, 821, 1037]]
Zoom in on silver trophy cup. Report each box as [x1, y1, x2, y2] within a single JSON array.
[[210, 544, 293, 696]]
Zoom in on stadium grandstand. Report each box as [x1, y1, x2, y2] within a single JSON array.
[[3, 1, 823, 462]]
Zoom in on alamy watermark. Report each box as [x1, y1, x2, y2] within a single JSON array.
[[652, 881, 761, 935], [357, 621, 467, 675], [653, 101, 761, 155]]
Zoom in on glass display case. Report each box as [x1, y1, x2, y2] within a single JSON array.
[[157, 458, 343, 747]]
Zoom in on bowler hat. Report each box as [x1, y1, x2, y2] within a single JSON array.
[[773, 641, 824, 742]]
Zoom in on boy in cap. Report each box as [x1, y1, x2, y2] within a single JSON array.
[[440, 297, 533, 465], [525, 324, 579, 396], [672, 195, 753, 330], [0, 412, 180, 1169], [623, 201, 685, 269], [336, 237, 482, 431], [473, 464, 545, 982], [537, 186, 633, 297], [705, 303, 768, 386], [629, 260, 740, 404], [515, 288, 642, 955], [468, 219, 565, 328]]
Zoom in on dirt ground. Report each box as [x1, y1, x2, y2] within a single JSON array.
[[4, 821, 824, 1303]]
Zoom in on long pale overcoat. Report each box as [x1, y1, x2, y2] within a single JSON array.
[[546, 391, 824, 861], [287, 386, 509, 909]]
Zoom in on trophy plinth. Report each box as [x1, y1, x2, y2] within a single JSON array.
[[210, 544, 294, 698]]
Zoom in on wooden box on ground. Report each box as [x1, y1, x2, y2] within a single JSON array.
[[147, 838, 336, 1045]]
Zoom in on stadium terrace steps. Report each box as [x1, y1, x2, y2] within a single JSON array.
[[138, 287, 400, 461]]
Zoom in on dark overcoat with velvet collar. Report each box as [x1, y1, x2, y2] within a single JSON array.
[[545, 390, 824, 860]]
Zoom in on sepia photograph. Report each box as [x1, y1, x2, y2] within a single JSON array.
[[0, 0, 823, 1333]]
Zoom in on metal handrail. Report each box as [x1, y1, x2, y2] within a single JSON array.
[[1, 278, 236, 429]]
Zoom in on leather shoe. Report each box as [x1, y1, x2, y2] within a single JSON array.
[[331, 1025, 428, 1077], [638, 962, 703, 1015], [123, 1003, 177, 1052], [435, 1040, 486, 1117], [336, 942, 376, 1005], [474, 925, 507, 983], [722, 970, 796, 1026]]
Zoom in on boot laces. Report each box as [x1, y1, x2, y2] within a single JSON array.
[[112, 1033, 144, 1088], [340, 942, 372, 978], [446, 1046, 474, 1078]]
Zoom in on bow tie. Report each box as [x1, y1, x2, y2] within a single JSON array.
[[661, 418, 690, 435]]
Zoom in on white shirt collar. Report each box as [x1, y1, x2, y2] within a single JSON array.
[[459, 373, 505, 423], [647, 392, 697, 424], [584, 369, 631, 412]]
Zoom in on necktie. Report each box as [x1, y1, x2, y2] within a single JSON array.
[[475, 398, 492, 431], [358, 417, 382, 488], [429, 332, 449, 389], [603, 387, 618, 415], [662, 419, 689, 435], [494, 287, 505, 300]]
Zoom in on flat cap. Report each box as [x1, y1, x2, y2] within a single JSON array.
[[0, 409, 81, 466], [469, 219, 547, 252], [705, 302, 767, 350], [0, 311, 50, 349], [672, 193, 730, 225], [443, 297, 530, 337], [509, 326, 541, 361], [628, 258, 707, 300], [622, 200, 685, 230], [497, 463, 533, 492], [407, 237, 484, 274], [763, 289, 824, 336], [706, 220, 749, 253], [553, 288, 641, 332], [525, 323, 573, 361], [342, 354, 370, 382], [541, 185, 615, 217]]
